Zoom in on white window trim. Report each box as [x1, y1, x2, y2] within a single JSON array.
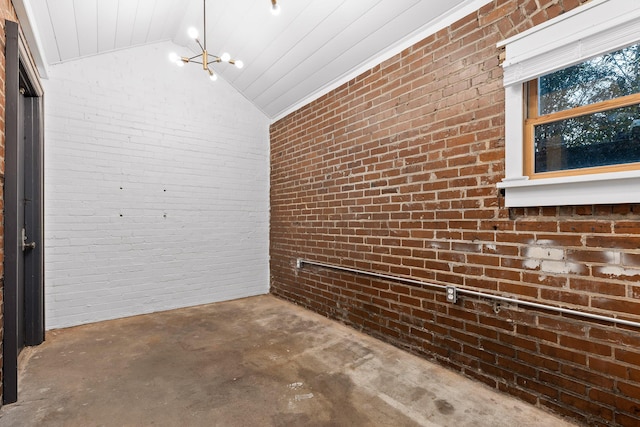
[[497, 0, 640, 207]]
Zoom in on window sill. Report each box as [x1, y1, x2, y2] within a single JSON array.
[[497, 171, 640, 207]]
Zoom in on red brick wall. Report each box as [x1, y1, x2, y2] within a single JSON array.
[[270, 1, 640, 425], [0, 2, 21, 405]]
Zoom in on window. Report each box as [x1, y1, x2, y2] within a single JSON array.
[[526, 44, 640, 177], [497, 0, 640, 207]]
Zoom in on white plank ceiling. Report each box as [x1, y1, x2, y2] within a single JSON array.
[[22, 0, 485, 119]]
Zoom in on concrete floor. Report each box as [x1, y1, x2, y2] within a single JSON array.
[[0, 295, 578, 427]]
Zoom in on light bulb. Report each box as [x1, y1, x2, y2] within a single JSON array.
[[221, 52, 231, 62], [210, 73, 218, 81], [187, 27, 199, 39], [168, 52, 179, 63], [235, 60, 244, 69], [271, 3, 281, 15]]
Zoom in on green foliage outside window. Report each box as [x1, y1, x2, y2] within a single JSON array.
[[534, 43, 640, 173]]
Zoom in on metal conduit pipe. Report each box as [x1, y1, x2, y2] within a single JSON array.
[[297, 258, 640, 330]]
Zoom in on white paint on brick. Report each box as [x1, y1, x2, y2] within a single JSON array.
[[599, 266, 640, 278], [483, 244, 497, 253], [605, 251, 621, 264], [525, 246, 564, 261], [540, 261, 583, 275], [522, 259, 540, 270], [43, 41, 270, 329], [523, 243, 586, 275]]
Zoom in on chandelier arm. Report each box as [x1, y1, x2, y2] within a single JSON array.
[[207, 57, 222, 65], [194, 38, 205, 52], [190, 61, 204, 65], [187, 53, 204, 61]]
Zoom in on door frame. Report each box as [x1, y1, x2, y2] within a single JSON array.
[[3, 19, 44, 405]]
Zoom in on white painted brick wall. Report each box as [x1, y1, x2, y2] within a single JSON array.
[[43, 41, 270, 329]]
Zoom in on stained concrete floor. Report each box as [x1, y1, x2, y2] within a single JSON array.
[[0, 295, 578, 427]]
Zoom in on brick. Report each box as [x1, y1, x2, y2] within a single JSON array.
[[521, 272, 568, 288], [560, 365, 614, 389], [516, 324, 557, 343], [559, 220, 612, 233], [589, 327, 640, 347], [565, 249, 615, 264], [462, 344, 496, 363], [588, 357, 628, 379], [622, 253, 640, 267], [615, 221, 640, 234], [465, 322, 498, 340], [498, 332, 537, 351], [591, 297, 640, 317], [560, 392, 614, 421], [616, 349, 640, 367], [616, 413, 640, 427], [498, 282, 538, 298], [617, 382, 640, 401], [593, 265, 640, 281], [514, 220, 558, 232], [269, 0, 633, 425], [569, 278, 626, 297], [540, 343, 587, 366], [586, 235, 640, 250], [540, 289, 589, 307], [538, 371, 587, 395], [517, 376, 558, 399], [45, 42, 272, 329], [479, 360, 516, 382]]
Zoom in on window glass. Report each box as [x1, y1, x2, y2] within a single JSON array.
[[534, 104, 640, 173], [538, 43, 640, 116], [530, 43, 640, 175]]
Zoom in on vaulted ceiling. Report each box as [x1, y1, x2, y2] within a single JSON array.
[[18, 0, 489, 119]]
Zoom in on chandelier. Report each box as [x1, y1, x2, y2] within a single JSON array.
[[168, 0, 282, 80]]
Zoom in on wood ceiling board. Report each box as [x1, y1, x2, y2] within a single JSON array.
[[202, 0, 254, 53], [153, 1, 189, 42], [145, 0, 174, 41], [96, 0, 119, 52], [227, 0, 322, 90], [238, 0, 349, 98], [172, 0, 202, 46], [30, 0, 61, 63], [251, 0, 420, 106], [262, 0, 470, 118], [114, 0, 139, 49], [130, 0, 157, 46], [47, 0, 79, 61], [25, 0, 487, 118], [73, 0, 98, 57], [224, 2, 312, 87], [211, 0, 279, 74]]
